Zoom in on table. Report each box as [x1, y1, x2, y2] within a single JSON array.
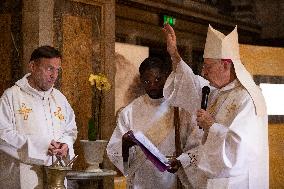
[[66, 169, 117, 189]]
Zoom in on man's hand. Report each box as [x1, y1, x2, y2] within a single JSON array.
[[167, 157, 182, 173], [122, 130, 136, 148], [48, 140, 69, 158], [48, 139, 59, 155], [53, 143, 69, 158], [196, 109, 214, 130], [122, 130, 136, 162], [162, 24, 181, 67]]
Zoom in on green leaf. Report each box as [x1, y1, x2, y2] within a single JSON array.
[[88, 118, 97, 141]]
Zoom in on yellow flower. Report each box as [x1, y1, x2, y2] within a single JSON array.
[[89, 73, 111, 91]]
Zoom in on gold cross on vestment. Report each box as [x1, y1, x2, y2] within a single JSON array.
[[226, 101, 238, 114], [18, 103, 32, 120], [54, 107, 65, 121]]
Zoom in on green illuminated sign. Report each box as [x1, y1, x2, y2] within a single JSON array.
[[163, 15, 176, 26]]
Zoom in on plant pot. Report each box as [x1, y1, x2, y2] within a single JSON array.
[[80, 140, 108, 172]]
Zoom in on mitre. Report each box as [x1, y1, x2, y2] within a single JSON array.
[[203, 24, 240, 60]]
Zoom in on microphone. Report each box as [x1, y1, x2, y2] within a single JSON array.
[[201, 86, 210, 110], [199, 86, 210, 129]]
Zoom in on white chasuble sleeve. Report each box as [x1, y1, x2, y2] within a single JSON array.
[[0, 90, 48, 164], [0, 91, 27, 156], [177, 113, 208, 188], [0, 92, 44, 164], [107, 107, 146, 177], [164, 60, 207, 114]]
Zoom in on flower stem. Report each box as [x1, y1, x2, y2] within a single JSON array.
[[97, 90, 103, 140]]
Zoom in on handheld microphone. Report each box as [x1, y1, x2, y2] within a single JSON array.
[[201, 86, 210, 110], [199, 86, 210, 129]]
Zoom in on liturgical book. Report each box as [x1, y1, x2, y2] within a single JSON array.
[[127, 131, 170, 172]]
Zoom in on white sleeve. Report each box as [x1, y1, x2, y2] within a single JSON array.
[[106, 106, 146, 177], [164, 59, 208, 114], [0, 91, 27, 150], [0, 91, 46, 164], [177, 111, 207, 188]]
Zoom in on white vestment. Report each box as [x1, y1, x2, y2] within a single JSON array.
[[107, 94, 202, 189], [0, 74, 78, 189], [165, 60, 269, 189]]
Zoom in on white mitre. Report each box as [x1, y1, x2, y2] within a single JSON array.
[[203, 25, 267, 116]]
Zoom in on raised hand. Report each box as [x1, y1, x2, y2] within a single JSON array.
[[162, 24, 177, 55], [162, 24, 181, 66]]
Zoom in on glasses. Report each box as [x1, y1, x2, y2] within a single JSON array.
[[202, 61, 219, 70], [143, 77, 162, 85]]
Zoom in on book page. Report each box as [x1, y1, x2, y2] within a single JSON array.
[[133, 131, 169, 166], [126, 130, 170, 172]]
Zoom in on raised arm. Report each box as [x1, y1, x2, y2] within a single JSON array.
[[162, 24, 181, 71], [162, 24, 209, 113]]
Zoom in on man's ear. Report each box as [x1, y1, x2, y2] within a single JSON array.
[[28, 61, 35, 72]]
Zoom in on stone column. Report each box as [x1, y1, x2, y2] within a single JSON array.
[[22, 0, 54, 71]]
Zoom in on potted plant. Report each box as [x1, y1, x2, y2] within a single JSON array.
[[80, 73, 111, 172]]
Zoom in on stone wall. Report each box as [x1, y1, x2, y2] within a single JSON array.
[[0, 0, 22, 95]]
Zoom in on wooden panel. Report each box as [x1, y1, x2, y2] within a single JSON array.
[[61, 15, 94, 169], [62, 15, 93, 142], [269, 124, 284, 189], [0, 14, 12, 95], [240, 44, 284, 76]]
